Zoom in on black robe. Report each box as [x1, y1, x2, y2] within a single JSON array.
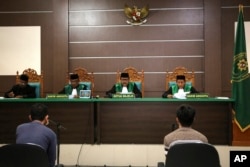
[[4, 84, 36, 98]]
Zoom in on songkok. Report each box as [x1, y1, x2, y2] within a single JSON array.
[[70, 74, 79, 80], [120, 73, 129, 78], [20, 74, 29, 82], [176, 75, 185, 80]]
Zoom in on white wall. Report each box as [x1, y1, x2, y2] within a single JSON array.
[[0, 26, 41, 75]]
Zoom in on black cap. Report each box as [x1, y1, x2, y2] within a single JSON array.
[[70, 74, 79, 80], [120, 73, 129, 78], [20, 74, 29, 82], [176, 75, 185, 80]]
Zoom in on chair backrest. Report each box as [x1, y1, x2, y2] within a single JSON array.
[[166, 66, 195, 90], [165, 143, 221, 167], [0, 144, 50, 167], [67, 67, 94, 95], [16, 68, 44, 98], [116, 66, 144, 97]]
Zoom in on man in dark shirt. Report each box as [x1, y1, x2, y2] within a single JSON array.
[[106, 72, 142, 98], [4, 74, 36, 98], [16, 103, 57, 167]]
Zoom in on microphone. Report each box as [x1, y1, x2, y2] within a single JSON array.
[[49, 119, 67, 130]]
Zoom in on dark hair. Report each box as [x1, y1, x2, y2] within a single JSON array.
[[20, 74, 29, 82], [176, 104, 196, 127], [30, 103, 48, 121]]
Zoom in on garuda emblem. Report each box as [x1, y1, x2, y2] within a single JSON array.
[[124, 4, 149, 26]]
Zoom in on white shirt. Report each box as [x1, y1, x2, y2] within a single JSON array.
[[71, 88, 77, 96], [121, 87, 128, 93]]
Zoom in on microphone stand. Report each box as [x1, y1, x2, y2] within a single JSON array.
[[49, 119, 67, 167]]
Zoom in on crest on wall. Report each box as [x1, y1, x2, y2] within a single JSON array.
[[124, 4, 149, 26]]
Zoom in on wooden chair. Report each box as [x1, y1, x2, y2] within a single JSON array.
[[67, 67, 94, 95], [16, 68, 44, 98], [166, 66, 195, 90], [116, 66, 144, 97]]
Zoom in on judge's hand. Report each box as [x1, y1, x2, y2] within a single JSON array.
[[167, 94, 173, 98], [8, 92, 15, 98], [74, 95, 79, 98], [15, 95, 23, 98]]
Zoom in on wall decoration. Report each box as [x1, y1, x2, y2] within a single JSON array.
[[124, 4, 149, 25]]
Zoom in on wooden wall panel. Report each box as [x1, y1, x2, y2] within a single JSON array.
[[69, 0, 203, 10], [69, 58, 203, 72], [0, 0, 53, 11], [69, 0, 204, 97], [1, 0, 249, 98], [69, 41, 204, 57], [70, 26, 203, 41], [52, 0, 69, 93], [69, 10, 203, 26], [203, 0, 221, 97]]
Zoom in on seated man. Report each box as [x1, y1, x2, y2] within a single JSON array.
[[16, 103, 57, 167], [162, 75, 199, 98], [58, 73, 88, 98], [106, 72, 142, 98], [163, 104, 208, 155], [4, 74, 36, 98]]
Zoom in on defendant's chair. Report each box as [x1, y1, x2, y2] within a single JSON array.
[[67, 67, 94, 95], [165, 143, 221, 167], [0, 144, 50, 167], [16, 68, 44, 98], [116, 66, 144, 97], [166, 66, 195, 90]]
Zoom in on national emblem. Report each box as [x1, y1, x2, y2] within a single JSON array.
[[124, 4, 149, 26]]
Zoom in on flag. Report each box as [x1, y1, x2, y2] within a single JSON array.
[[231, 5, 250, 132]]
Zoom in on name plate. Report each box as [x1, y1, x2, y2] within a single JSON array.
[[186, 93, 209, 98], [112, 93, 135, 98], [46, 94, 68, 99]]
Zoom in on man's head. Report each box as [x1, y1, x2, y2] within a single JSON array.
[[19, 74, 29, 87], [70, 74, 80, 88], [120, 73, 130, 87], [176, 104, 195, 127], [176, 75, 186, 89], [29, 103, 49, 125]]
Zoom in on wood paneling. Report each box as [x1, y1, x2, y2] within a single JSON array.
[[0, 102, 94, 144], [69, 41, 204, 57], [52, 0, 69, 93], [0, 0, 53, 11], [70, 26, 203, 41], [0, 0, 249, 98], [97, 100, 232, 144], [68, 0, 205, 97], [69, 10, 203, 26], [69, 0, 203, 10]]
